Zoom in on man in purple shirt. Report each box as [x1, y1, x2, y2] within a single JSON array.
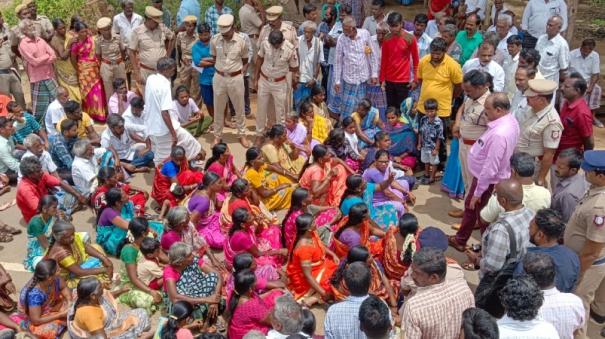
[[449, 92, 520, 252]]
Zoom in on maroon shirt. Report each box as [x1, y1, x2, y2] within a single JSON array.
[[556, 97, 593, 160]]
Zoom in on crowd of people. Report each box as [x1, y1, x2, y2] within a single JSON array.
[[0, 0, 603, 337]]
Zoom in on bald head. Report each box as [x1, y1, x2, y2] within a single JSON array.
[[485, 93, 510, 121], [496, 179, 523, 207]]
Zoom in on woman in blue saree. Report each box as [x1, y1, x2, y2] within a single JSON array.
[[340, 174, 398, 233], [96, 188, 162, 256], [351, 99, 384, 149], [440, 137, 465, 199]]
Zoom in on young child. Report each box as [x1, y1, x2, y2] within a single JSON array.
[[160, 300, 205, 338], [342, 117, 367, 166], [137, 237, 164, 290], [417, 99, 444, 185], [172, 85, 210, 136]]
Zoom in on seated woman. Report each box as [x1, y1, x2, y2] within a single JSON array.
[[286, 213, 339, 306], [243, 147, 295, 212], [204, 143, 239, 185], [331, 203, 385, 259], [107, 78, 137, 115], [95, 188, 132, 256], [224, 208, 287, 282], [324, 128, 362, 172], [340, 174, 398, 232], [363, 150, 413, 217], [221, 179, 280, 233], [117, 218, 164, 313], [188, 172, 227, 250], [24, 196, 58, 272], [164, 242, 223, 320], [160, 206, 223, 270], [159, 301, 206, 339], [329, 246, 396, 307], [351, 98, 384, 149], [15, 259, 71, 339], [282, 188, 340, 249], [227, 269, 284, 339], [45, 220, 112, 289], [92, 167, 148, 217], [226, 253, 285, 299], [301, 95, 332, 147], [285, 111, 310, 159], [152, 146, 204, 208], [67, 277, 152, 338], [261, 124, 305, 182], [382, 106, 417, 169], [381, 213, 420, 293], [299, 144, 352, 207], [362, 132, 417, 191]]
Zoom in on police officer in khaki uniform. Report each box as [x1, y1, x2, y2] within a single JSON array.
[[96, 17, 126, 103], [176, 16, 200, 105], [254, 30, 298, 139], [22, 0, 53, 41], [210, 14, 251, 148], [563, 150, 605, 339], [0, 12, 25, 108], [239, 0, 264, 86], [515, 79, 563, 188], [129, 6, 174, 95]]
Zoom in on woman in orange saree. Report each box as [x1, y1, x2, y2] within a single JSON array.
[[329, 245, 396, 307], [331, 203, 385, 259], [286, 213, 339, 306], [299, 144, 354, 207], [70, 21, 107, 122], [381, 213, 420, 293]]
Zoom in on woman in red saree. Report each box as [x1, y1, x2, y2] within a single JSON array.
[[92, 167, 148, 216], [152, 146, 204, 208], [70, 21, 107, 122], [331, 202, 385, 259], [329, 245, 396, 307], [286, 213, 339, 306], [381, 213, 420, 292], [299, 144, 354, 207]]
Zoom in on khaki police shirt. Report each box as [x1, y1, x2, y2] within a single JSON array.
[[33, 15, 53, 41], [258, 39, 298, 78], [564, 186, 605, 258], [258, 22, 298, 49], [96, 35, 124, 62], [129, 23, 174, 69], [175, 31, 196, 62], [516, 104, 563, 157], [460, 90, 490, 141], [239, 4, 263, 36], [210, 33, 248, 74], [0, 24, 14, 68]]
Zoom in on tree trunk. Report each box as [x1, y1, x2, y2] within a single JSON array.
[[566, 0, 578, 41]]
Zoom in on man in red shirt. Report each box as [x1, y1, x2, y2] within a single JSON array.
[[379, 12, 419, 109], [557, 72, 594, 161], [16, 157, 87, 223]]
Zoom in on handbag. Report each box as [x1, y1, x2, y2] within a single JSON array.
[[474, 219, 518, 318]]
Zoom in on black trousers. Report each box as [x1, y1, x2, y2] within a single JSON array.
[[522, 34, 538, 49], [385, 81, 410, 110]]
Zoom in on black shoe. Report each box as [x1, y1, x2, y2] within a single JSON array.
[[591, 309, 605, 324]]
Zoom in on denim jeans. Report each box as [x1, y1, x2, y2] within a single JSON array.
[[130, 150, 155, 168]]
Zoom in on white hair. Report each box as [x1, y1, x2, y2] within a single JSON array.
[[72, 139, 90, 158], [497, 13, 513, 27], [300, 20, 317, 32], [342, 16, 356, 27], [23, 133, 42, 149]]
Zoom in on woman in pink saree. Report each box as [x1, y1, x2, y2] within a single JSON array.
[[204, 143, 240, 185], [70, 21, 107, 122], [187, 172, 228, 250], [224, 208, 287, 283]]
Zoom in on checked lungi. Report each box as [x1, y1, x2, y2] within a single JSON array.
[[339, 80, 367, 119], [30, 79, 57, 124]]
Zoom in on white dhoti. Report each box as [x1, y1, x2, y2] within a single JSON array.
[[150, 127, 202, 165]]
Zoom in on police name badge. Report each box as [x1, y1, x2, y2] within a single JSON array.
[[595, 215, 605, 227]]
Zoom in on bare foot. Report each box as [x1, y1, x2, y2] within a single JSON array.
[[0, 199, 15, 211], [239, 137, 251, 148], [212, 137, 221, 145]]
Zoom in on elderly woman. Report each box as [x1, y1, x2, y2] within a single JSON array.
[[164, 242, 223, 320], [14, 259, 71, 339], [45, 220, 112, 289], [152, 146, 204, 208], [67, 277, 152, 338], [243, 147, 295, 212], [261, 124, 306, 182], [299, 144, 353, 207], [188, 172, 227, 250]]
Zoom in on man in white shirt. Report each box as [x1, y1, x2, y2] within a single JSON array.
[[44, 87, 68, 136], [521, 0, 568, 49], [143, 57, 202, 164], [70, 139, 101, 198], [101, 114, 154, 173], [569, 38, 603, 128], [410, 13, 433, 59], [523, 252, 585, 339], [511, 67, 536, 123], [112, 0, 144, 46], [20, 133, 58, 178], [503, 35, 522, 98], [494, 14, 513, 55], [361, 0, 388, 35], [497, 276, 560, 339], [462, 42, 505, 92], [122, 96, 147, 138], [465, 0, 488, 21], [535, 15, 569, 84], [296, 20, 324, 108]]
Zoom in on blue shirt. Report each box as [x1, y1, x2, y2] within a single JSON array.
[[160, 160, 180, 177], [514, 245, 580, 293], [192, 40, 215, 85], [176, 0, 201, 27], [13, 112, 41, 145], [204, 5, 233, 35], [418, 116, 444, 150]]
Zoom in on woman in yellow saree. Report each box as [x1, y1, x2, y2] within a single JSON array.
[[50, 19, 81, 102], [261, 125, 305, 181], [244, 147, 295, 211]]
